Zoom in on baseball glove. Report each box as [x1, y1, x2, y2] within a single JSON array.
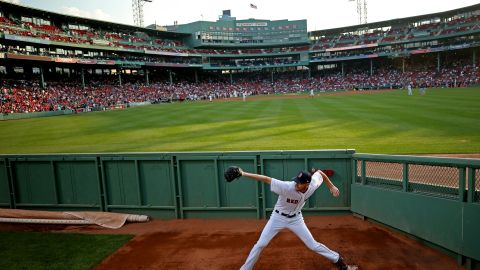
[[224, 166, 242, 182]]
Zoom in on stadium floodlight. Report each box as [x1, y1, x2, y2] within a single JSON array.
[[132, 0, 152, 27], [349, 0, 367, 25]]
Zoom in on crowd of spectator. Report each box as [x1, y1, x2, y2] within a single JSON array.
[[311, 14, 480, 50], [1, 63, 478, 114], [0, 15, 187, 53], [3, 11, 480, 75], [3, 10, 480, 57]]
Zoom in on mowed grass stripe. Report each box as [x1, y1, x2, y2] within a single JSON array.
[[322, 89, 477, 134], [99, 100, 270, 151], [0, 88, 479, 154]]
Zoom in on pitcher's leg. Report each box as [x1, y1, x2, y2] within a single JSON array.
[[287, 218, 339, 263], [240, 217, 284, 270]]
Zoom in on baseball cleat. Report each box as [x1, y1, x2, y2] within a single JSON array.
[[336, 256, 359, 270]]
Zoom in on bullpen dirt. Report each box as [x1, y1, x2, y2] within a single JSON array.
[[0, 215, 465, 270]]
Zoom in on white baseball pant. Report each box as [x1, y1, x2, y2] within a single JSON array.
[[240, 212, 340, 270]]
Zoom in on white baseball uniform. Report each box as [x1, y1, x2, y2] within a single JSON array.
[[240, 171, 340, 270]]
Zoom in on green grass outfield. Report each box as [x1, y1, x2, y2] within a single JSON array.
[[0, 231, 132, 270], [1, 87, 479, 154]]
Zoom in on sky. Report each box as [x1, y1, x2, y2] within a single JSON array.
[[3, 0, 480, 31]]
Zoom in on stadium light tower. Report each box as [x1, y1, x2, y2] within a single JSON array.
[[350, 0, 368, 25], [132, 0, 152, 27]]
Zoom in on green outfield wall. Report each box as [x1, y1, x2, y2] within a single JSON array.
[[0, 150, 479, 267], [0, 110, 74, 121]]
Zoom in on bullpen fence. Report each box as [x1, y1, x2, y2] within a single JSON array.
[[0, 150, 354, 219], [351, 154, 480, 267]]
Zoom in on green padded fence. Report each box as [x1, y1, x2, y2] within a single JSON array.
[[351, 154, 480, 265], [0, 158, 10, 208], [6, 156, 103, 211], [100, 154, 175, 218], [0, 150, 354, 219]]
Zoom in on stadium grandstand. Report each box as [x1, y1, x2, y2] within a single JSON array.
[[1, 1, 480, 114]]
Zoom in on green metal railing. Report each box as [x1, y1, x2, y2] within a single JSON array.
[[474, 168, 480, 203], [351, 153, 480, 268], [352, 154, 480, 201]]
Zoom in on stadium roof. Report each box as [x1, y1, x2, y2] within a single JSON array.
[[0, 0, 190, 38], [310, 3, 480, 36]]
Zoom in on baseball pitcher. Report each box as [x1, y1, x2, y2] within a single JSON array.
[[224, 166, 358, 270]]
